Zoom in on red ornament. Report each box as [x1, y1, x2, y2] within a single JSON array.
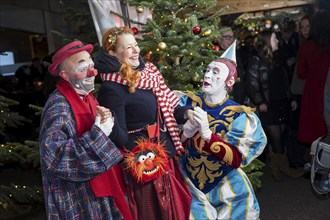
[[193, 26, 201, 35], [213, 45, 220, 51], [132, 27, 139, 35], [144, 53, 151, 60]]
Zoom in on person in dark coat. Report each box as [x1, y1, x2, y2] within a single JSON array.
[[277, 17, 299, 84], [15, 65, 33, 91], [245, 30, 303, 181], [288, 15, 311, 168]]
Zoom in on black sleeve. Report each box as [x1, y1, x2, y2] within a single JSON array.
[[246, 56, 266, 105], [174, 105, 191, 124], [98, 83, 128, 149]]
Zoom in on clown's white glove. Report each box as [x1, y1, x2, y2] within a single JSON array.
[[183, 120, 199, 138], [194, 107, 212, 141], [94, 115, 114, 136]]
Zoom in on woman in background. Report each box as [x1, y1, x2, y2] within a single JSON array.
[[289, 15, 311, 168], [296, 9, 330, 146], [298, 15, 311, 43], [245, 30, 303, 181]]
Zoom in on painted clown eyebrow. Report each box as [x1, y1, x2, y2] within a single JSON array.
[[75, 62, 92, 73], [77, 55, 92, 64]]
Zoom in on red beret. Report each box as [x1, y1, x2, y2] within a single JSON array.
[[48, 40, 93, 76]]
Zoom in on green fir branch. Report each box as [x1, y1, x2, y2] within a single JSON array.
[[0, 141, 40, 168], [28, 104, 44, 116], [0, 96, 31, 136], [0, 184, 43, 212], [242, 159, 265, 191], [0, 95, 19, 107]]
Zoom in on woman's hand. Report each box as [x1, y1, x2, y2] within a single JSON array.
[[259, 103, 268, 112], [185, 109, 195, 123], [291, 100, 297, 111]]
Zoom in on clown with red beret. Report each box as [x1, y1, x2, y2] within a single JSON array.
[[39, 40, 126, 219]]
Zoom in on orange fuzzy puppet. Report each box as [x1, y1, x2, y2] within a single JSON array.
[[124, 139, 169, 183]]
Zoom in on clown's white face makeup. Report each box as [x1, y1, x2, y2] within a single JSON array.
[[111, 33, 140, 69], [60, 51, 97, 95], [202, 61, 230, 97]]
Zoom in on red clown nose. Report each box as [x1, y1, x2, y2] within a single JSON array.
[[87, 68, 98, 77]]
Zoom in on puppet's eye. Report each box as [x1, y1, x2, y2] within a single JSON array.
[[146, 152, 155, 159], [137, 155, 147, 162]]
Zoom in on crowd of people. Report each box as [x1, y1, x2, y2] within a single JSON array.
[[245, 10, 329, 180], [222, 10, 329, 184], [35, 8, 330, 220]]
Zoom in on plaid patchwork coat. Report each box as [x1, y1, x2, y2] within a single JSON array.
[[39, 90, 123, 219]]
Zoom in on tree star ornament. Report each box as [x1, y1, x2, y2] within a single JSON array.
[[158, 42, 167, 50], [136, 6, 144, 14], [193, 26, 201, 35]]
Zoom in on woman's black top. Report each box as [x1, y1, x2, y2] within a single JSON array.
[[98, 81, 188, 158]]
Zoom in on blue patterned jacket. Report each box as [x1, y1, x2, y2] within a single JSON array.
[[180, 92, 266, 193]]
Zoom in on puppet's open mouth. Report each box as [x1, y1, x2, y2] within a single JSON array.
[[143, 166, 159, 175]]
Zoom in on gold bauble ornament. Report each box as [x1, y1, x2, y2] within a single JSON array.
[[204, 30, 212, 36], [158, 42, 167, 50], [136, 6, 144, 14], [193, 73, 200, 82], [265, 19, 272, 25]]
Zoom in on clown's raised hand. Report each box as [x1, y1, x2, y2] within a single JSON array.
[[194, 107, 212, 142]]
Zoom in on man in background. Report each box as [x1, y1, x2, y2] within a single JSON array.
[[216, 26, 246, 105]]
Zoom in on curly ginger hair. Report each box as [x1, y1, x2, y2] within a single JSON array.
[[102, 27, 140, 93]]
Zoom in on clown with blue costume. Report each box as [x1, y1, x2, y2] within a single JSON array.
[[179, 41, 267, 220]]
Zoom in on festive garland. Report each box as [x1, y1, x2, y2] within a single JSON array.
[[233, 11, 307, 34]]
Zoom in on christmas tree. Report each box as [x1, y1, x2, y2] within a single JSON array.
[[0, 94, 43, 218], [122, 0, 229, 90], [121, 0, 264, 189]]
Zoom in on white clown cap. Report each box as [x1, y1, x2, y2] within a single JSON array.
[[220, 40, 237, 65]]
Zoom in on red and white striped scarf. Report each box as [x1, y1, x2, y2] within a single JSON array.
[[100, 62, 183, 152]]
